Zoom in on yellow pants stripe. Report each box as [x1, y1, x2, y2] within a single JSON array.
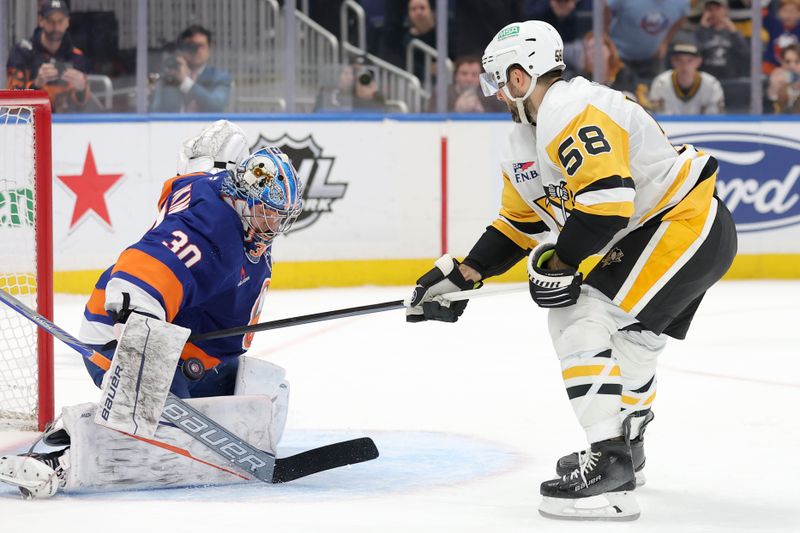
[[562, 365, 621, 380]]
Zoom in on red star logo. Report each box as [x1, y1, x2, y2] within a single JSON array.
[[57, 144, 124, 229]]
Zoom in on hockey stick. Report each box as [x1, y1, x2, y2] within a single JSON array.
[[190, 282, 529, 342], [0, 288, 378, 484]]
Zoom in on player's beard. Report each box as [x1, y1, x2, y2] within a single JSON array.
[[44, 30, 65, 43], [505, 97, 535, 125]]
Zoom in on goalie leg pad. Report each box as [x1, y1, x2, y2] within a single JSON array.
[[234, 357, 290, 452], [94, 313, 190, 438], [61, 395, 277, 492]]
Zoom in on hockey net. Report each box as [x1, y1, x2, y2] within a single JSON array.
[[0, 91, 53, 431]]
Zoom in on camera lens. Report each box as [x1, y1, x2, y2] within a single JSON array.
[[358, 72, 373, 85]]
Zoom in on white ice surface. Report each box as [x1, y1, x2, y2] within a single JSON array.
[[1, 281, 799, 532]]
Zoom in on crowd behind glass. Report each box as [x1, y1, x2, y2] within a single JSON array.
[[6, 0, 800, 115]]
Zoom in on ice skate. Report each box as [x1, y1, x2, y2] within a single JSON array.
[[539, 438, 640, 521], [0, 451, 65, 499], [555, 411, 654, 486]]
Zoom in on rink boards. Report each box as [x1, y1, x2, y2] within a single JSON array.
[[31, 114, 800, 292]]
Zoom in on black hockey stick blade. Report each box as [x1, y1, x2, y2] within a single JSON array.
[[272, 437, 379, 483]]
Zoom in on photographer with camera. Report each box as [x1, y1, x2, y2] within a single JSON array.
[[426, 56, 507, 113], [150, 25, 231, 113], [314, 56, 388, 112], [6, 0, 94, 113]]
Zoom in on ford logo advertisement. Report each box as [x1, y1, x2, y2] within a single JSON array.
[[670, 132, 800, 232]]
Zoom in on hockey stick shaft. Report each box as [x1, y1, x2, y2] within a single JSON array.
[[189, 282, 528, 342]]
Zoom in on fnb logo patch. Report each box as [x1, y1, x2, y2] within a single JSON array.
[[512, 161, 539, 183], [670, 132, 800, 232]]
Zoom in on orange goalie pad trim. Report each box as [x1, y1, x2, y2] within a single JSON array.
[[121, 430, 251, 481]]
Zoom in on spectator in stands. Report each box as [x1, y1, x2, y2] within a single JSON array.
[[5, 0, 95, 113], [605, 0, 692, 80], [150, 25, 231, 113], [403, 0, 438, 84], [763, 0, 800, 73], [564, 31, 650, 106], [427, 56, 506, 112], [649, 41, 725, 114], [454, 0, 523, 57], [528, 0, 585, 45], [695, 0, 750, 79], [314, 57, 388, 112], [768, 43, 800, 112]]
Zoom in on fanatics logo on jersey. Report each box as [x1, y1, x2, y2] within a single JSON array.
[[238, 266, 250, 287], [512, 161, 539, 183], [250, 134, 346, 234]]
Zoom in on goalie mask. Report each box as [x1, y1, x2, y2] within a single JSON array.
[[223, 147, 303, 259]]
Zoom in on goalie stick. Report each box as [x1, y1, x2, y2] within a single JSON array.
[[191, 282, 529, 342], [0, 288, 379, 484]]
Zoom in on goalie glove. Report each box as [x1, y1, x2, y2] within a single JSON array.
[[527, 243, 582, 308], [405, 255, 480, 323], [177, 120, 249, 174]]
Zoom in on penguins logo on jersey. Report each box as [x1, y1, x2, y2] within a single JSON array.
[[250, 134, 347, 234], [600, 247, 624, 268]]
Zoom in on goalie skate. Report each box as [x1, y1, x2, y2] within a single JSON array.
[[0, 452, 63, 499], [539, 439, 640, 521]]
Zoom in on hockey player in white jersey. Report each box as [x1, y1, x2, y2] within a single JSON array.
[[406, 21, 737, 520]]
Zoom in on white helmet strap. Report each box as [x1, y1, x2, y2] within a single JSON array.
[[501, 75, 537, 125]]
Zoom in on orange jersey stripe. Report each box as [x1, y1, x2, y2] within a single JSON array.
[[86, 287, 107, 316], [181, 342, 222, 370], [111, 248, 184, 321]]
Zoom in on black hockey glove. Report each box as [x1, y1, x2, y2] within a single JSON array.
[[527, 243, 582, 308], [405, 255, 480, 323]]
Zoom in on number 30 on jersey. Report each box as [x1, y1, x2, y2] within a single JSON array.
[[162, 230, 202, 267]]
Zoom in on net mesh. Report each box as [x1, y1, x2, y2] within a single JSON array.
[[0, 104, 39, 430]]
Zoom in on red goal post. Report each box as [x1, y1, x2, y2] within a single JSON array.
[[0, 90, 54, 431]]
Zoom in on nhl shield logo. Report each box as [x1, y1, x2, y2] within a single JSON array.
[[250, 134, 347, 234]]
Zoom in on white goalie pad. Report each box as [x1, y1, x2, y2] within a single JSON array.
[[234, 357, 290, 453], [61, 395, 277, 492], [94, 313, 190, 438]]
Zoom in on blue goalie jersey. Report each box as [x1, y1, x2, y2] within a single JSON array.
[[78, 172, 273, 381]]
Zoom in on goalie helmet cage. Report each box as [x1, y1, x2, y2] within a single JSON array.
[[0, 90, 54, 431]]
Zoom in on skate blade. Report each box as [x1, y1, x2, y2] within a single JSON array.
[[539, 491, 640, 521]]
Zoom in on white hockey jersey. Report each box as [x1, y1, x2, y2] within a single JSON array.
[[648, 70, 725, 115], [493, 76, 718, 269]]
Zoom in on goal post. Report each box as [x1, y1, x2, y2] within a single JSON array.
[[0, 90, 54, 431]]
